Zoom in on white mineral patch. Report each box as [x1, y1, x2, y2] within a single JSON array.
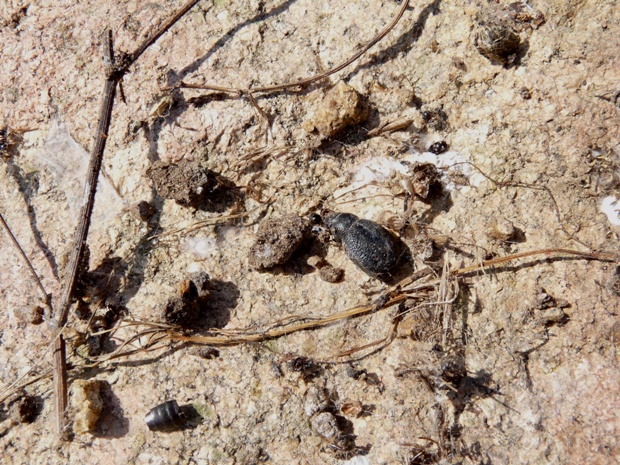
[[36, 120, 123, 230], [601, 196, 620, 226], [186, 236, 218, 259], [341, 456, 371, 465], [334, 151, 483, 203]]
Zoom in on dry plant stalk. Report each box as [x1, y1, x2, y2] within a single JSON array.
[[3, 0, 617, 438], [174, 0, 411, 98], [47, 0, 410, 437], [0, 213, 52, 314], [50, 0, 203, 438], [0, 246, 615, 407], [90, 248, 617, 360]]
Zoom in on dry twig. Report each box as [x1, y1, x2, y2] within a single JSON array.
[[0, 212, 52, 314], [173, 0, 411, 97], [50, 0, 203, 438]]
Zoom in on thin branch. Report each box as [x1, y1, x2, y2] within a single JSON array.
[[128, 0, 202, 64], [175, 0, 410, 95], [451, 248, 616, 276], [0, 212, 51, 312], [51, 0, 202, 438]]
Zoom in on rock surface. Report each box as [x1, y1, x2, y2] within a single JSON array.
[[0, 1, 619, 464]]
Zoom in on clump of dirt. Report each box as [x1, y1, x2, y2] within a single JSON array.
[[10, 394, 40, 424], [306, 256, 343, 283], [70, 379, 104, 435], [148, 159, 231, 210], [318, 264, 344, 283], [159, 272, 211, 328], [248, 214, 308, 269], [409, 162, 442, 199], [14, 305, 44, 325], [474, 22, 522, 65], [303, 385, 360, 459], [303, 81, 369, 137]]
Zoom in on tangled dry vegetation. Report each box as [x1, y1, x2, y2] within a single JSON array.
[[1, 0, 620, 464]]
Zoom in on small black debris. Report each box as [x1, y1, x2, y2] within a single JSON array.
[[421, 111, 434, 122], [289, 356, 322, 382], [428, 141, 448, 154], [520, 87, 532, 100], [145, 400, 185, 432], [309, 213, 322, 225]]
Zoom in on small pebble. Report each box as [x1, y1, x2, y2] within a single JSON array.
[[248, 215, 307, 269], [319, 265, 344, 283], [487, 217, 515, 241], [311, 412, 341, 441], [303, 81, 369, 137], [71, 379, 104, 435], [307, 255, 325, 268], [14, 305, 44, 325], [131, 200, 156, 221]]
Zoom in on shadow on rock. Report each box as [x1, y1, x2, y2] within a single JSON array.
[[94, 381, 129, 438]]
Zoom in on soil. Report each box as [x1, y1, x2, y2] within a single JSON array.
[[1, 1, 619, 464], [248, 214, 308, 270]]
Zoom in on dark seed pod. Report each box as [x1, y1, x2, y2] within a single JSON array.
[[325, 213, 402, 278], [428, 141, 448, 154], [309, 213, 322, 225], [145, 400, 185, 431], [421, 110, 434, 122]]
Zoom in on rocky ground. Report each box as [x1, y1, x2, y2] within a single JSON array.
[[1, 0, 619, 464]]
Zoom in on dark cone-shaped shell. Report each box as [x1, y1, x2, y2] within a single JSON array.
[[145, 400, 185, 431]]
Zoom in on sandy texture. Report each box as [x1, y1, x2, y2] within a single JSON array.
[[1, 0, 619, 464]]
